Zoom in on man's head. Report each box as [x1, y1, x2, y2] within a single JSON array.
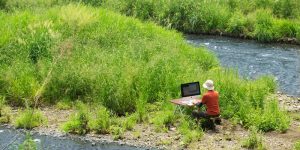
[[203, 80, 214, 91]]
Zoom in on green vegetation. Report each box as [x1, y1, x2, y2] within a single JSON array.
[[242, 126, 266, 150], [295, 140, 300, 150], [0, 96, 11, 123], [89, 106, 111, 134], [0, 1, 292, 145], [179, 117, 203, 146], [15, 109, 46, 129], [102, 0, 300, 43], [62, 102, 90, 135], [55, 98, 73, 110], [18, 133, 37, 150]]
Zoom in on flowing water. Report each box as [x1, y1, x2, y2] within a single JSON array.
[[186, 35, 300, 97], [0, 126, 147, 150]]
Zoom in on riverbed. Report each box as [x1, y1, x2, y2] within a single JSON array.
[[0, 126, 147, 150], [186, 35, 300, 97]]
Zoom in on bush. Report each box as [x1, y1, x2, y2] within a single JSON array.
[[242, 126, 266, 150], [15, 109, 46, 129]]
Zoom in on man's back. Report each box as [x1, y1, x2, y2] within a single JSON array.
[[202, 90, 220, 115]]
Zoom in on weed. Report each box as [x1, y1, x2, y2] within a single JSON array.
[[179, 117, 203, 146], [110, 125, 124, 140], [122, 114, 137, 131], [89, 106, 111, 134], [15, 109, 46, 129], [294, 140, 300, 150], [55, 98, 73, 110], [18, 133, 37, 150], [62, 102, 90, 135], [242, 126, 266, 150]]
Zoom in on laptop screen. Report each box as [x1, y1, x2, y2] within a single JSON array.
[[181, 82, 201, 97]]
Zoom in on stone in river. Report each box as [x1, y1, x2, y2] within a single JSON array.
[[33, 139, 41, 143]]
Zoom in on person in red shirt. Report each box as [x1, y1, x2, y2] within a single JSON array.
[[192, 80, 220, 119]]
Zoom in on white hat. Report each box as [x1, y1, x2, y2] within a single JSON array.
[[203, 80, 214, 90]]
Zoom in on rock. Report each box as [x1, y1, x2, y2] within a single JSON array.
[[170, 127, 176, 131], [225, 137, 232, 141], [33, 139, 41, 143], [174, 136, 180, 140]]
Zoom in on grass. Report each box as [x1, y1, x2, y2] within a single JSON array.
[[61, 102, 90, 135], [0, 2, 291, 137], [18, 133, 37, 150], [295, 140, 300, 150], [15, 109, 46, 129], [242, 126, 266, 150], [0, 96, 11, 123], [89, 106, 111, 134], [178, 117, 203, 146]]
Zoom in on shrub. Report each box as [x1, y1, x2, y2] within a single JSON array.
[[89, 106, 111, 134], [15, 109, 46, 129], [62, 102, 90, 135], [242, 126, 266, 150], [18, 133, 37, 150]]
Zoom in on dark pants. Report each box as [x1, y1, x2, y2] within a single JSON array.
[[192, 110, 209, 119], [191, 110, 220, 119]]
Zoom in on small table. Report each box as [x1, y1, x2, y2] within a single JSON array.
[[170, 96, 201, 115]]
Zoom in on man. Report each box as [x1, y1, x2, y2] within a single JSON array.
[[192, 80, 220, 119]]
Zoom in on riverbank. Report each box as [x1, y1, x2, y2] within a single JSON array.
[[2, 94, 299, 149]]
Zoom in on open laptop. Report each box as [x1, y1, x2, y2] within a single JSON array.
[[180, 82, 201, 105]]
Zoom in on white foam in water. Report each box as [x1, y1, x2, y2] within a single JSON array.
[[204, 42, 209, 45], [34, 139, 41, 143], [0, 130, 3, 133]]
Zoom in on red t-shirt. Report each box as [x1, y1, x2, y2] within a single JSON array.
[[201, 90, 220, 115]]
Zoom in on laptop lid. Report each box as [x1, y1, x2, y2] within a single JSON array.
[[181, 82, 201, 97]]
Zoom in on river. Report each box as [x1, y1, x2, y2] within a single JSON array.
[[0, 126, 147, 150], [186, 35, 300, 97]]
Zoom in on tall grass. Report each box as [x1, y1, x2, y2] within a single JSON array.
[[100, 0, 300, 43], [0, 4, 290, 132]]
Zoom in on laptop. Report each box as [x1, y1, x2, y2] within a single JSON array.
[[180, 82, 201, 105]]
